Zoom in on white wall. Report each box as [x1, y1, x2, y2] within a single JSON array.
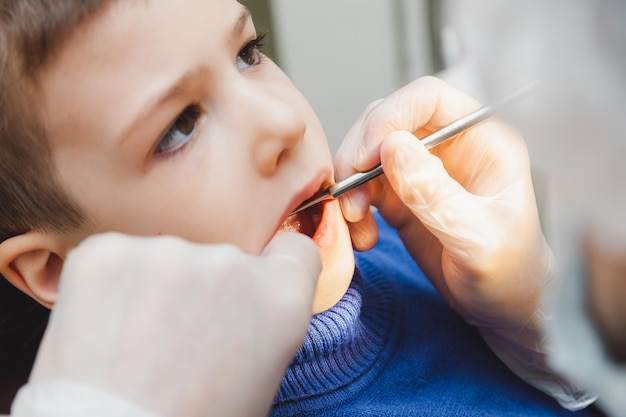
[[270, 0, 432, 153]]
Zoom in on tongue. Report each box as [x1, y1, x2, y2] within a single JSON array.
[[279, 204, 323, 238]]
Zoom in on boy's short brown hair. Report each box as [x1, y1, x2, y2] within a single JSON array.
[[0, 0, 119, 242], [0, 1, 115, 407]]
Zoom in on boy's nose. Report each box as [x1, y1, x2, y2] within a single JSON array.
[[228, 80, 306, 177]]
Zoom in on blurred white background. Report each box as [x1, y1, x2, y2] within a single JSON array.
[[269, 0, 436, 153]]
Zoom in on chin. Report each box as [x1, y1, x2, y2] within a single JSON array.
[[277, 199, 355, 314]]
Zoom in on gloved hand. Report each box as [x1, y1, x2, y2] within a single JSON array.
[[336, 76, 550, 331], [12, 232, 321, 417], [334, 77, 591, 408]]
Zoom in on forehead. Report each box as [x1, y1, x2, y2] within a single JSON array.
[[46, 0, 246, 78], [39, 0, 247, 142], [51, 0, 243, 65]]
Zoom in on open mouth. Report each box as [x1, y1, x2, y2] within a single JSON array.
[[278, 201, 325, 239]]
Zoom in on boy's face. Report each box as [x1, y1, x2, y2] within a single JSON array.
[[39, 0, 354, 311]]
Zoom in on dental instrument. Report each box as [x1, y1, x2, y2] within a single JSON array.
[[290, 85, 534, 216]]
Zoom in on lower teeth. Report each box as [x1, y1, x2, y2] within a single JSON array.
[[279, 203, 323, 238]]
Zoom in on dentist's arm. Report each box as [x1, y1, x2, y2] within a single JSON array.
[[334, 76, 594, 410]]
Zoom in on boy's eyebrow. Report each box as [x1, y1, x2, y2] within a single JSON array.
[[118, 6, 251, 147], [148, 6, 251, 108], [234, 7, 251, 37]]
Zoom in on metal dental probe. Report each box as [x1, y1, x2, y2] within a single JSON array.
[[290, 84, 535, 216]]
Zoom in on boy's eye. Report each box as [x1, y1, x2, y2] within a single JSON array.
[[155, 105, 201, 156], [236, 33, 266, 71]]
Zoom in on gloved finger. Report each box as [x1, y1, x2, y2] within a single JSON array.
[[335, 77, 481, 224], [355, 76, 480, 172], [381, 127, 542, 312], [346, 209, 378, 252], [335, 98, 384, 223], [261, 232, 322, 302], [262, 232, 321, 278], [380, 130, 494, 265]]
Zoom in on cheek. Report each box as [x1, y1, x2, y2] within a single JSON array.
[[141, 168, 283, 254], [66, 156, 263, 251], [136, 183, 260, 248]]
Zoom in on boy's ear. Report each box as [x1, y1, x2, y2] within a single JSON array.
[[0, 232, 70, 309]]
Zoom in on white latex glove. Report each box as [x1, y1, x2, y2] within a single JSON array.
[[334, 76, 593, 409], [11, 232, 321, 417]]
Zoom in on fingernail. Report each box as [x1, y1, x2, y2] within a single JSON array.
[[339, 190, 367, 223], [339, 194, 357, 223]]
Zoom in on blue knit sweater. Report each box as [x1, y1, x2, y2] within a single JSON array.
[[270, 214, 598, 416]]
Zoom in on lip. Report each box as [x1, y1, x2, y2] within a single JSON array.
[[278, 167, 333, 228]]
